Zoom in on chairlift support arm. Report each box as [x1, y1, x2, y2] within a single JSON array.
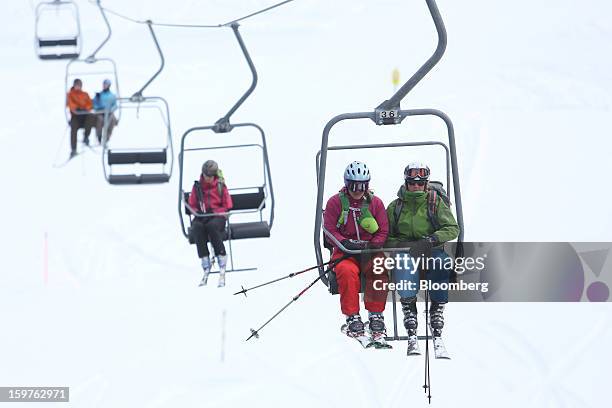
[[377, 0, 447, 114], [133, 21, 165, 100], [86, 0, 112, 61], [215, 23, 258, 132]]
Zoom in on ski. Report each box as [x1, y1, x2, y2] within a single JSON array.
[[52, 152, 81, 168], [431, 335, 450, 359], [340, 324, 374, 349], [369, 333, 392, 349], [407, 335, 421, 355]]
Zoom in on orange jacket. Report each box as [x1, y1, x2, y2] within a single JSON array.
[[66, 87, 92, 112]]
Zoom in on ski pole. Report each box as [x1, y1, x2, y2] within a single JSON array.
[[246, 274, 323, 341], [234, 254, 349, 297], [423, 287, 432, 404]]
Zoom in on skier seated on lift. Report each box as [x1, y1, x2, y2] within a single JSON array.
[[66, 78, 95, 157], [323, 161, 390, 343], [92, 78, 118, 144], [386, 162, 459, 354], [188, 160, 233, 288]]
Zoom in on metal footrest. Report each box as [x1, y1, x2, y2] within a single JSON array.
[[384, 335, 431, 342]]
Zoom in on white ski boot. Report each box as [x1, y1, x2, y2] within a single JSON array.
[[199, 257, 212, 287], [217, 254, 228, 288]]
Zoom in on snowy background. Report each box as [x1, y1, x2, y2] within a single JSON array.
[[1, 0, 611, 406]]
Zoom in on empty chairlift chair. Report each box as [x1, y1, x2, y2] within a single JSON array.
[[103, 96, 173, 184], [101, 21, 173, 185], [35, 0, 81, 60]]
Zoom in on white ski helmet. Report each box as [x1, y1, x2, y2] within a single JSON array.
[[344, 161, 371, 182], [404, 162, 430, 182]]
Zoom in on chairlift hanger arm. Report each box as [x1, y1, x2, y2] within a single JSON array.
[[377, 0, 447, 113], [86, 0, 112, 61], [132, 21, 165, 100], [215, 24, 258, 132]]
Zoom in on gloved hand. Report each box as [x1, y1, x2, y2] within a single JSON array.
[[424, 235, 439, 245], [410, 238, 434, 258], [341, 239, 367, 251]]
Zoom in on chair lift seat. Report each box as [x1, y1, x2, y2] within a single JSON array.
[[39, 38, 78, 47], [229, 221, 270, 240], [184, 188, 270, 240], [39, 53, 79, 60], [108, 149, 167, 165], [108, 173, 170, 185]]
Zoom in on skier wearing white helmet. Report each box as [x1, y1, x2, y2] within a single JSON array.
[[386, 162, 459, 356], [323, 161, 390, 347]]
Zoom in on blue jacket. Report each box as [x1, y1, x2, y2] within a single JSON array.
[[93, 90, 117, 112]]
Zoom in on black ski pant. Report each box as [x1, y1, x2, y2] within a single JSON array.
[[191, 216, 227, 258], [70, 113, 95, 152]]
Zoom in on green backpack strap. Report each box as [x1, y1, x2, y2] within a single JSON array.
[[392, 198, 403, 236], [337, 192, 350, 228]]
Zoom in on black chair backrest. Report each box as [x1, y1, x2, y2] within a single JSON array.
[[230, 187, 265, 211], [184, 187, 265, 215]]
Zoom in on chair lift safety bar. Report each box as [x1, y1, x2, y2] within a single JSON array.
[[313, 0, 464, 343], [35, 0, 82, 60], [64, 1, 120, 124], [101, 21, 173, 185], [177, 23, 275, 273]]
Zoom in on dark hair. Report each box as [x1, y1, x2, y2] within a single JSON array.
[[73, 78, 82, 87]]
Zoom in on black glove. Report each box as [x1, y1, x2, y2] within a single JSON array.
[[410, 238, 434, 258], [425, 235, 439, 245], [341, 239, 367, 251]]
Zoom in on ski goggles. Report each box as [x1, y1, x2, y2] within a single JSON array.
[[346, 181, 369, 192], [405, 167, 430, 179]]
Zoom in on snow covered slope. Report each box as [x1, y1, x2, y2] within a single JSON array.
[[1, 1, 611, 406]]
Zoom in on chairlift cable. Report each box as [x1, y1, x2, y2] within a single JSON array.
[[91, 0, 296, 29]]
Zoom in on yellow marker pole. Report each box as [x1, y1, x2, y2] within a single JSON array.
[[392, 68, 400, 92]]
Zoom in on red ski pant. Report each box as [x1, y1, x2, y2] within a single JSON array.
[[333, 252, 388, 316]]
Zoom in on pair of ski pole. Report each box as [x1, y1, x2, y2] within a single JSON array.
[[234, 255, 349, 341]]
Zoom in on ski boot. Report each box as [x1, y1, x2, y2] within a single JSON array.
[[401, 296, 420, 355], [429, 301, 450, 359], [69, 150, 77, 159], [368, 312, 391, 349], [341, 314, 372, 348], [199, 257, 212, 287], [217, 254, 228, 288], [345, 314, 365, 337], [429, 301, 445, 337]]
